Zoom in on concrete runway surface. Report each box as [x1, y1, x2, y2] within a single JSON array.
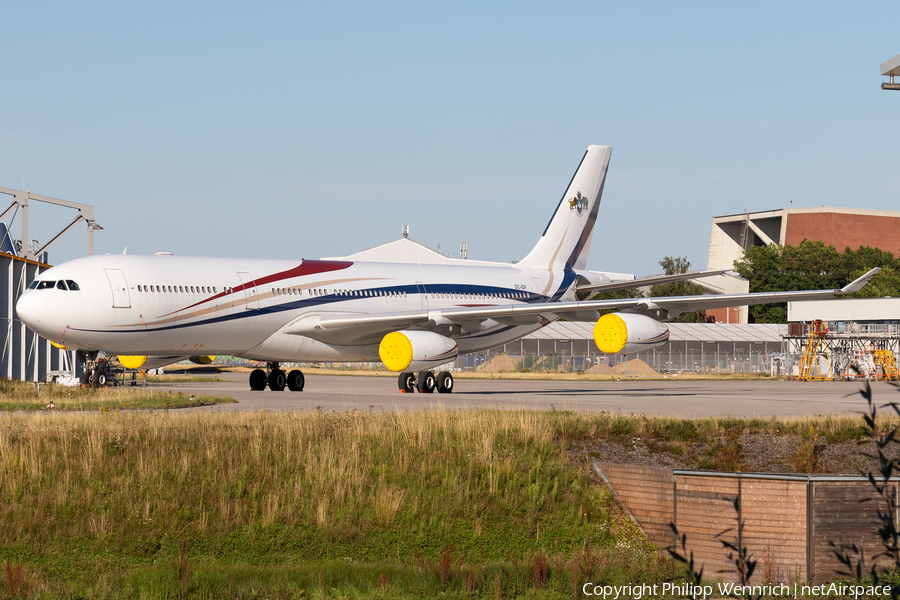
[[148, 372, 900, 417]]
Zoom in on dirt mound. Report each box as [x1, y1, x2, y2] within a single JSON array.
[[584, 357, 658, 377], [613, 357, 658, 376], [476, 353, 519, 373], [585, 362, 613, 375]]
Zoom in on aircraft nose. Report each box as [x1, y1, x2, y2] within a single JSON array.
[[15, 292, 41, 331]]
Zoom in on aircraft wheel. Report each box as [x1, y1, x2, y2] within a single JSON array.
[[436, 371, 454, 394], [268, 369, 286, 391], [398, 372, 416, 393], [96, 372, 108, 387], [249, 368, 267, 391], [287, 369, 305, 391], [417, 370, 436, 393], [81, 371, 91, 386]]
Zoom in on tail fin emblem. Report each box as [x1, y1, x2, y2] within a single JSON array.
[[568, 191, 588, 214]]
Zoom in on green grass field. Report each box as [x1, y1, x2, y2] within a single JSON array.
[[0, 378, 235, 411], [0, 408, 683, 598], [2, 404, 894, 598]]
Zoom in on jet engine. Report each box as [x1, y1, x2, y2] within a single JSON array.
[[593, 313, 669, 355], [378, 331, 459, 372], [189, 355, 216, 365], [118, 355, 149, 369]]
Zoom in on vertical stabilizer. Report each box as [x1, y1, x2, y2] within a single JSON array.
[[518, 145, 612, 271]]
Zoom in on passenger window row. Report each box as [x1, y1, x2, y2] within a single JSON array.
[[273, 288, 302, 296], [335, 289, 405, 298], [137, 285, 218, 294], [431, 291, 525, 300], [292, 288, 408, 298]]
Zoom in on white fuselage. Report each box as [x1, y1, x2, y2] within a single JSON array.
[[16, 253, 578, 363]]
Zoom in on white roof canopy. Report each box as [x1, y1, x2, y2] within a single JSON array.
[[881, 53, 900, 77]]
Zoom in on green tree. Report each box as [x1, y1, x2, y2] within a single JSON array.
[[733, 240, 900, 323], [649, 256, 707, 323]]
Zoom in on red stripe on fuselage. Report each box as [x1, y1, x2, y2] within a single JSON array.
[[160, 260, 354, 317]]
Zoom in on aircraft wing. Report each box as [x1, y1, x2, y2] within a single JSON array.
[[285, 268, 880, 344], [574, 269, 732, 294]]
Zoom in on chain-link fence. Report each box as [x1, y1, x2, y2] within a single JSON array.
[[203, 342, 786, 377], [454, 346, 779, 376]]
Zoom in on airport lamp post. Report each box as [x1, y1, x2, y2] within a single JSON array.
[[882, 53, 900, 90]]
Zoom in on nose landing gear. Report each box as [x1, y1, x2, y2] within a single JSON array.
[[249, 362, 303, 392], [78, 350, 110, 388]]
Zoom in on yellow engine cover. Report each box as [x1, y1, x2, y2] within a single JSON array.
[[118, 355, 148, 369], [190, 355, 216, 365], [593, 314, 628, 354], [379, 331, 414, 372]]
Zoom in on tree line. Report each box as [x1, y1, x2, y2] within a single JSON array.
[[733, 240, 900, 323]]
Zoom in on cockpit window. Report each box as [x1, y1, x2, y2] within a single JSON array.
[[56, 281, 68, 290], [28, 281, 38, 290], [66, 280, 80, 291], [36, 281, 56, 290]]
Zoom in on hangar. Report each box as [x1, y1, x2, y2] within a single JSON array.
[[0, 186, 97, 382]]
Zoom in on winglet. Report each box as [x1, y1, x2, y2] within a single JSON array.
[[840, 267, 881, 294]]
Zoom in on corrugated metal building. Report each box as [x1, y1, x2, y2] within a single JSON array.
[[1, 252, 75, 381]]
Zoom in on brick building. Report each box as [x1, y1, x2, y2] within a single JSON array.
[[705, 207, 900, 324]]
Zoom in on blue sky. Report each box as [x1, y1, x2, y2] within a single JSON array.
[[2, 1, 898, 276]]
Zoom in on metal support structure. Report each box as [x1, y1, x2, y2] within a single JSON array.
[[785, 322, 900, 381], [0, 186, 101, 260], [0, 187, 95, 381]]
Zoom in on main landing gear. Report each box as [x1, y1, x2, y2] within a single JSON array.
[[249, 362, 305, 392], [397, 370, 454, 394]]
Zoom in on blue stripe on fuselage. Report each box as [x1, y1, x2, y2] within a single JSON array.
[[72, 282, 557, 335]]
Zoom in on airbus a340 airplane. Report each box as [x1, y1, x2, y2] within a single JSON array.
[[16, 145, 879, 393]]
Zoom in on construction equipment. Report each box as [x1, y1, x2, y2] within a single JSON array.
[[841, 342, 900, 381], [797, 320, 833, 381]]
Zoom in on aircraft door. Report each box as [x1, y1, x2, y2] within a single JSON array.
[[104, 269, 131, 308], [237, 272, 260, 310], [416, 282, 428, 310]]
